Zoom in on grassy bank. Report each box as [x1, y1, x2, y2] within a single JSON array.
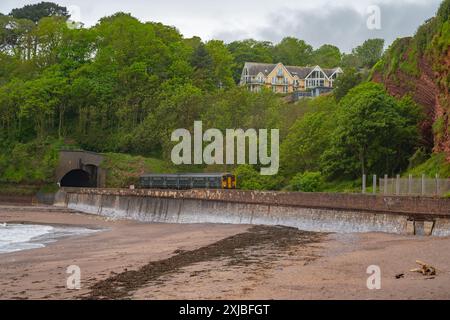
[[406, 153, 450, 178], [100, 153, 175, 188]]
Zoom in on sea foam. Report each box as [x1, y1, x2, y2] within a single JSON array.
[[0, 223, 99, 254]]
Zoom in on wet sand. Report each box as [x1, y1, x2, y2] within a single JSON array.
[[1, 205, 450, 300]]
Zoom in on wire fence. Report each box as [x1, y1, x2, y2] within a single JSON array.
[[362, 174, 450, 196]]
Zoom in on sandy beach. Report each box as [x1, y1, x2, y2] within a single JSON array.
[[1, 205, 450, 300]]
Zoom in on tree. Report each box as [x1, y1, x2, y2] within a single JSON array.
[[32, 16, 69, 66], [340, 53, 357, 69], [205, 40, 236, 89], [0, 15, 35, 59], [272, 37, 312, 66], [227, 39, 273, 82], [10, 2, 70, 23], [20, 71, 67, 139], [311, 44, 341, 68], [352, 38, 385, 68], [280, 96, 337, 176], [333, 67, 364, 101], [190, 42, 214, 90], [321, 83, 420, 179]]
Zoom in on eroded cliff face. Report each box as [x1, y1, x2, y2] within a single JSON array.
[[372, 5, 450, 162], [434, 50, 450, 158]]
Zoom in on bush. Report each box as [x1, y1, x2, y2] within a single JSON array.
[[0, 140, 60, 184], [290, 171, 323, 192], [234, 165, 283, 191], [101, 152, 174, 188], [407, 153, 450, 178]]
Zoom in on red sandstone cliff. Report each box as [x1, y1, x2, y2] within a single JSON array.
[[372, 4, 450, 162]]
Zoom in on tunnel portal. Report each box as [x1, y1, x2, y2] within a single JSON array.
[[56, 151, 106, 188], [60, 169, 93, 187]]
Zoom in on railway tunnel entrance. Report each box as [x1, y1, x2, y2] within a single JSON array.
[[60, 169, 91, 187], [56, 151, 106, 188]]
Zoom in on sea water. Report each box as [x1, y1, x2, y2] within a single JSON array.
[[0, 223, 99, 254]]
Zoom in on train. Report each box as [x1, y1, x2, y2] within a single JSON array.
[[139, 173, 236, 190]]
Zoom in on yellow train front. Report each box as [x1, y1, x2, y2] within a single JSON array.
[[139, 173, 236, 190]]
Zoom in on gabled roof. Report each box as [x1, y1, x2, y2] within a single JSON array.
[[323, 67, 343, 78], [243, 62, 277, 76], [243, 62, 342, 80], [285, 66, 314, 78]]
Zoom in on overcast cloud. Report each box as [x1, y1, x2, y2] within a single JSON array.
[[0, 0, 443, 52]]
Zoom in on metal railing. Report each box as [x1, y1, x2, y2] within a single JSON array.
[[362, 174, 450, 196]]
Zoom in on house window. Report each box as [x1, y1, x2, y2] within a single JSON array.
[[272, 86, 277, 93], [283, 86, 288, 93], [243, 68, 249, 84], [277, 68, 283, 76]]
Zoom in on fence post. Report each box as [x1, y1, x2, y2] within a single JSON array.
[[362, 174, 366, 194], [396, 174, 400, 195], [384, 174, 388, 195], [373, 174, 377, 195], [408, 174, 412, 195], [436, 174, 439, 196], [421, 174, 425, 196]]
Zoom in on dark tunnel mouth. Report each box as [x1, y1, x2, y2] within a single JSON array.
[[60, 169, 97, 188]]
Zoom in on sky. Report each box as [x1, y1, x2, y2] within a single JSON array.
[[0, 0, 443, 52]]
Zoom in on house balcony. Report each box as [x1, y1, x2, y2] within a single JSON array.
[[271, 80, 290, 85], [241, 77, 265, 85]]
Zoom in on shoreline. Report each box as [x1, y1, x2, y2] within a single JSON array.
[[1, 205, 450, 300]]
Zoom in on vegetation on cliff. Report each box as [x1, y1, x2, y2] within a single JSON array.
[[373, 0, 450, 161]]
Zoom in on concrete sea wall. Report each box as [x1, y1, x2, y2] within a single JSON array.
[[56, 188, 450, 236]]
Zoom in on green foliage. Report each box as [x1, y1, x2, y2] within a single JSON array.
[[10, 2, 69, 23], [333, 68, 364, 101], [321, 83, 421, 179], [234, 165, 282, 191], [290, 171, 323, 192], [415, 18, 438, 54], [100, 153, 174, 188], [321, 179, 361, 193], [227, 39, 273, 82], [311, 44, 341, 68], [407, 153, 450, 178], [352, 39, 385, 69], [437, 0, 450, 24], [205, 40, 236, 89], [380, 37, 419, 80], [0, 5, 447, 193], [0, 140, 60, 184], [379, 0, 449, 82], [408, 147, 429, 170], [341, 53, 362, 70], [272, 37, 313, 66], [280, 96, 337, 176]]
